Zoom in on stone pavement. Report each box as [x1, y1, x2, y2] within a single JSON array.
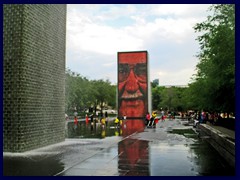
[[205, 122, 235, 140]]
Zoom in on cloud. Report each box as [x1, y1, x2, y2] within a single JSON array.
[[151, 68, 197, 86], [102, 62, 115, 67], [67, 16, 143, 55], [66, 4, 211, 85]]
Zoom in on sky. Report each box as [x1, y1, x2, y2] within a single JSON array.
[[66, 4, 212, 86]]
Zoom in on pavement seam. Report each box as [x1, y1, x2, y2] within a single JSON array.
[[54, 131, 140, 176]]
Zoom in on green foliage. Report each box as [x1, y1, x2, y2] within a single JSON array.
[[188, 4, 235, 113], [152, 85, 188, 112], [159, 86, 188, 112], [151, 86, 164, 110], [65, 68, 116, 115], [92, 79, 116, 113]]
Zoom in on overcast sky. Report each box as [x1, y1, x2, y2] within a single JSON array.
[[66, 4, 212, 86]]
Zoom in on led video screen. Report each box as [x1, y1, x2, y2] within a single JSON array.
[[118, 51, 149, 119]]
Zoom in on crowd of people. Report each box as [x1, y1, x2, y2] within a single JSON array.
[[67, 108, 235, 131], [69, 111, 129, 130], [67, 110, 111, 129], [181, 111, 235, 125], [67, 109, 173, 130]]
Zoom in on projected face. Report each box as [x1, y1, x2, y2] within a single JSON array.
[[118, 52, 148, 118]]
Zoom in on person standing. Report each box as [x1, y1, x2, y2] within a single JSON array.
[[96, 111, 99, 122], [74, 116, 78, 129], [145, 112, 151, 126], [105, 111, 108, 126], [101, 117, 106, 129], [74, 110, 78, 119], [114, 117, 120, 128], [161, 110, 165, 121], [74, 111, 78, 129], [90, 114, 94, 125], [85, 114, 89, 125], [201, 111, 206, 123], [90, 114, 94, 131], [149, 111, 157, 127]]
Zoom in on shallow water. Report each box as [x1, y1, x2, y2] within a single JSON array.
[[4, 119, 235, 176]]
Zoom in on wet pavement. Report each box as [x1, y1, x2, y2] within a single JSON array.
[[3, 118, 235, 176]]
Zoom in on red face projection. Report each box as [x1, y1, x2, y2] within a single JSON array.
[[118, 138, 149, 176], [118, 51, 148, 118]]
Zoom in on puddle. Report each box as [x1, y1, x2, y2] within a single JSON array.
[[66, 121, 121, 139]]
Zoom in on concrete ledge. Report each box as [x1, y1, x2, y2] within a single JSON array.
[[199, 124, 235, 167]]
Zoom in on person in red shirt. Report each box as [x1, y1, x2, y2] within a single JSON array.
[[74, 116, 78, 129], [145, 112, 151, 126], [85, 114, 89, 125]]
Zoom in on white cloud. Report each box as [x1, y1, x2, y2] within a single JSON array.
[[66, 4, 211, 85], [151, 68, 197, 86], [151, 4, 211, 17], [102, 62, 115, 67], [67, 15, 143, 55]]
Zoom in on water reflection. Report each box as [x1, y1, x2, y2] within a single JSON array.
[[118, 139, 149, 176], [121, 119, 145, 137], [188, 142, 235, 175], [117, 121, 235, 176], [117, 119, 149, 175], [3, 154, 64, 176], [66, 120, 119, 139], [66, 118, 146, 139], [149, 128, 235, 176]]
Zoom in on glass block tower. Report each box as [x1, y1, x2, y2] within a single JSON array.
[[3, 4, 67, 152]]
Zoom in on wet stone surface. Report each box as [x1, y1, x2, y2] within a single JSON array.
[[4, 119, 235, 176]]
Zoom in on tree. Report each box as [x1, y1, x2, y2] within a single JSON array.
[[190, 4, 235, 113], [158, 86, 187, 112], [108, 84, 117, 108], [92, 79, 115, 114], [151, 86, 164, 110], [65, 69, 93, 114], [65, 68, 116, 116], [152, 85, 187, 112]]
